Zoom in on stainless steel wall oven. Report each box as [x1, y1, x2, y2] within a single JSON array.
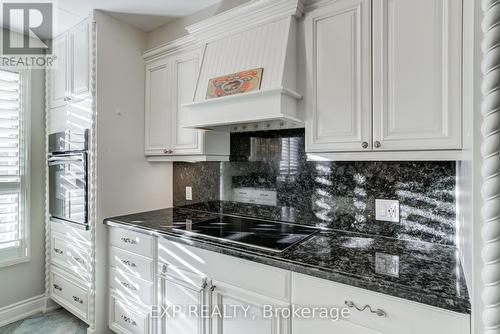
[[48, 130, 89, 229]]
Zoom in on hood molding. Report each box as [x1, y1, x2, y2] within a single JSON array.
[[182, 0, 305, 130], [186, 0, 305, 43]]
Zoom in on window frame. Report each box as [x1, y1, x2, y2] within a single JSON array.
[[0, 69, 31, 268]]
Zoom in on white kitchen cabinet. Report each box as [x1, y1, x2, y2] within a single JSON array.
[[292, 272, 469, 334], [143, 45, 229, 161], [210, 280, 289, 334], [159, 266, 207, 334], [108, 227, 157, 334], [69, 20, 91, 103], [305, 0, 463, 155], [48, 18, 90, 108], [305, 0, 372, 152], [49, 34, 69, 108], [145, 57, 172, 155], [372, 0, 462, 150], [103, 226, 471, 334], [171, 50, 203, 154]]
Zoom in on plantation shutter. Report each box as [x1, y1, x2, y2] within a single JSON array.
[[0, 69, 24, 257]]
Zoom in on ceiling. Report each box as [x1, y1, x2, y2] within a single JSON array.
[[1, 0, 222, 38]]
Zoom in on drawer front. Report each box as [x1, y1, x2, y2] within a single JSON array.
[[158, 239, 290, 302], [292, 273, 470, 334], [50, 269, 89, 320], [110, 247, 154, 282], [110, 294, 149, 334], [51, 220, 91, 246], [110, 227, 154, 258], [111, 267, 154, 306], [51, 232, 90, 278]]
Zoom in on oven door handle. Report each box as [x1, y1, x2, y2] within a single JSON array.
[[48, 154, 85, 166]]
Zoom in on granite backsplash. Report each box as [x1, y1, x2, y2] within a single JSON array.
[[173, 129, 456, 246]]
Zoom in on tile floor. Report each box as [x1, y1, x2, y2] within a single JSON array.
[[0, 309, 87, 334]]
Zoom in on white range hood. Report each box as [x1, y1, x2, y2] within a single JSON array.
[[182, 0, 304, 130]]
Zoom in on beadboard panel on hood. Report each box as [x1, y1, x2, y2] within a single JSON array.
[[173, 129, 457, 246]]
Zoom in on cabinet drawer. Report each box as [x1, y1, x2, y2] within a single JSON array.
[[158, 239, 290, 302], [51, 232, 90, 279], [50, 268, 89, 321], [110, 227, 154, 258], [110, 247, 154, 282], [110, 294, 150, 334], [292, 273, 470, 334], [110, 267, 154, 306]]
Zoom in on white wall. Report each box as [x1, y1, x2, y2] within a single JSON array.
[[146, 0, 250, 49], [0, 68, 46, 308], [93, 10, 173, 333]]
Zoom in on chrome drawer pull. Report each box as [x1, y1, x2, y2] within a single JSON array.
[[122, 282, 137, 291], [73, 296, 84, 304], [121, 315, 137, 326], [53, 284, 62, 291], [345, 300, 387, 317], [121, 259, 137, 268], [209, 282, 217, 292], [54, 248, 63, 255], [121, 237, 137, 245], [73, 256, 85, 264]]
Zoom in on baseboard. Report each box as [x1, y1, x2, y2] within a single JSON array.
[[0, 294, 57, 328]]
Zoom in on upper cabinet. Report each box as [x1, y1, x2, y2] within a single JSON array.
[[143, 45, 229, 161], [305, 0, 372, 152], [69, 21, 91, 103], [305, 0, 463, 156], [48, 19, 90, 109], [50, 34, 68, 109]]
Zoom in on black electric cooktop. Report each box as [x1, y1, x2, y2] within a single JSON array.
[[174, 215, 319, 253]]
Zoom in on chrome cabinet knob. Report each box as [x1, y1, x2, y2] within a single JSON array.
[[162, 149, 173, 154], [374, 141, 381, 148], [361, 141, 369, 149]]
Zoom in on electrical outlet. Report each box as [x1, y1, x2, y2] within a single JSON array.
[[185, 186, 192, 201], [375, 253, 400, 277], [375, 199, 399, 222]]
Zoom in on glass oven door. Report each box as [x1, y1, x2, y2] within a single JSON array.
[[48, 153, 88, 226]]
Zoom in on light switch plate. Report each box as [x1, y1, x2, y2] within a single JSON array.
[[375, 252, 400, 277], [185, 186, 192, 201], [375, 199, 399, 222]]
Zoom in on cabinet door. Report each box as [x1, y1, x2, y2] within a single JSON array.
[[372, 0, 462, 150], [162, 270, 206, 334], [305, 0, 372, 152], [145, 58, 172, 155], [49, 34, 68, 108], [171, 50, 203, 154], [69, 20, 90, 103], [210, 280, 289, 334]]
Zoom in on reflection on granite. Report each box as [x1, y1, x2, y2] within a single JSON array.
[[173, 129, 457, 245], [173, 162, 220, 207], [104, 208, 470, 314]]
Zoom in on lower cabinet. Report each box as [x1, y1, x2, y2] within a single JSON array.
[[157, 238, 291, 334], [110, 292, 151, 334], [50, 266, 90, 322], [108, 228, 157, 334], [292, 272, 470, 334], [107, 226, 470, 334], [159, 266, 206, 334], [210, 280, 289, 334]]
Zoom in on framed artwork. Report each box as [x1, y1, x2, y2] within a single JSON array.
[[206, 68, 263, 99]]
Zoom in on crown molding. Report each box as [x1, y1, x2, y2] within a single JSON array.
[[186, 0, 306, 42], [142, 35, 199, 61]]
